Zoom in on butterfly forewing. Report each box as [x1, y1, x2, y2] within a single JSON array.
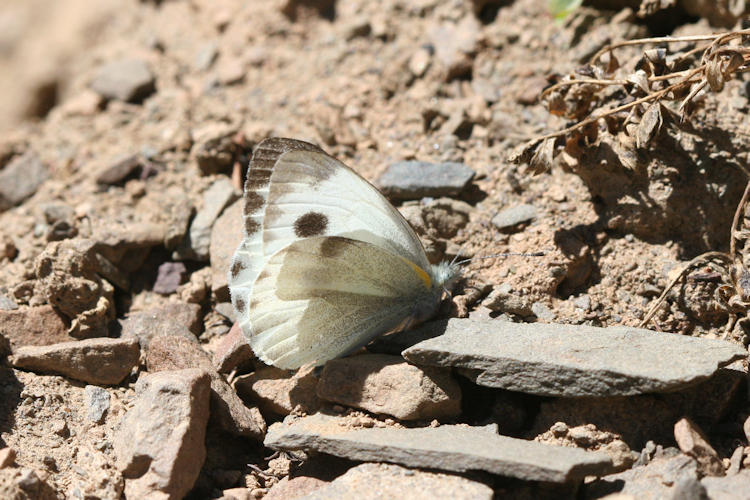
[[262, 150, 430, 269]]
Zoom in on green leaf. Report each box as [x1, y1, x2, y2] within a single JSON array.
[[548, 0, 583, 20]]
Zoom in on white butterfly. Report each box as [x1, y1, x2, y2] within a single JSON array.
[[228, 138, 461, 369]]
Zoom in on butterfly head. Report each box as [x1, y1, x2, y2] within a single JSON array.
[[429, 260, 462, 298]]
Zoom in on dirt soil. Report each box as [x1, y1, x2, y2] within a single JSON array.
[[0, 0, 749, 498]]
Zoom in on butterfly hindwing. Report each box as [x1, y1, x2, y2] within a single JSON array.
[[248, 236, 432, 369]]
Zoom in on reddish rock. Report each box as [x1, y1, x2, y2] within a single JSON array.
[[0, 448, 15, 469], [147, 335, 265, 439], [10, 337, 139, 385], [220, 487, 255, 500], [0, 305, 73, 351], [115, 369, 210, 500], [213, 322, 253, 373], [120, 301, 202, 348], [153, 262, 188, 295], [302, 463, 493, 500], [0, 467, 57, 500], [264, 476, 328, 500], [235, 365, 321, 417], [674, 418, 724, 477], [317, 354, 462, 420], [209, 198, 243, 302]]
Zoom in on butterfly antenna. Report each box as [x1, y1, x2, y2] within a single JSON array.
[[449, 241, 470, 267], [454, 251, 545, 267]]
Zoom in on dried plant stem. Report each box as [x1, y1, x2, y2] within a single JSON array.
[[591, 29, 750, 65], [541, 78, 631, 99], [730, 181, 750, 263], [528, 72, 699, 146], [639, 252, 732, 328]]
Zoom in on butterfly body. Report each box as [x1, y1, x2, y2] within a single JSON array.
[[229, 138, 460, 369]]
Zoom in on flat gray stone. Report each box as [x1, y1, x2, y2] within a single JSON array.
[[302, 463, 493, 500], [376, 161, 475, 200], [265, 413, 613, 483], [91, 58, 155, 103], [701, 470, 750, 500], [174, 178, 239, 261], [402, 319, 747, 397], [0, 152, 49, 211], [491, 204, 537, 229]]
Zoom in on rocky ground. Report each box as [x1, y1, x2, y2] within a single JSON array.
[[1, 0, 750, 498]]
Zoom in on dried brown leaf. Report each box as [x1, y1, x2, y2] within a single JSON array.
[[635, 102, 663, 149], [528, 137, 555, 174], [509, 140, 541, 165], [725, 52, 745, 74], [706, 59, 724, 92], [547, 90, 567, 116], [627, 70, 650, 93], [615, 138, 639, 170], [606, 52, 620, 74]]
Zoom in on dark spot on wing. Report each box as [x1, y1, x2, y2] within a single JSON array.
[[230, 259, 244, 279], [234, 297, 246, 314], [320, 236, 352, 258], [244, 217, 260, 236], [244, 191, 264, 215], [294, 212, 329, 238]]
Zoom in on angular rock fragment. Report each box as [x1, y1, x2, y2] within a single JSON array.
[[303, 463, 493, 500], [428, 16, 480, 80], [152, 262, 187, 295], [491, 204, 537, 230], [96, 154, 142, 185], [114, 369, 210, 500], [402, 319, 747, 397], [235, 365, 320, 417], [191, 122, 240, 175], [213, 322, 253, 373], [584, 453, 699, 499], [265, 413, 613, 483], [377, 161, 475, 200], [0, 448, 15, 469], [11, 337, 139, 385], [147, 335, 265, 439], [0, 294, 17, 311], [265, 476, 328, 500], [91, 59, 156, 103], [174, 178, 240, 261], [119, 301, 202, 348], [702, 470, 750, 500], [35, 238, 119, 338], [210, 199, 243, 301], [674, 418, 724, 477], [0, 152, 49, 211], [85, 385, 111, 423], [317, 354, 461, 420]]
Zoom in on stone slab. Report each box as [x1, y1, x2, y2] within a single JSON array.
[[265, 413, 613, 483], [301, 463, 493, 500], [402, 319, 747, 397]]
